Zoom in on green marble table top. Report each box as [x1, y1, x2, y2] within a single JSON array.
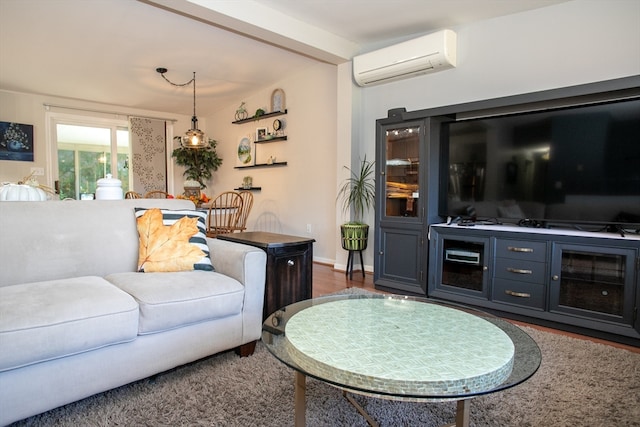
[[262, 294, 541, 401]]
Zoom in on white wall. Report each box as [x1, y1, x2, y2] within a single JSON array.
[[208, 62, 338, 264], [352, 0, 640, 269]]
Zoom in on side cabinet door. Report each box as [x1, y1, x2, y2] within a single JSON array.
[[376, 226, 424, 294], [269, 245, 313, 312]]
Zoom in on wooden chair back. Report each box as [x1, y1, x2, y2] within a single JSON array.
[[207, 191, 243, 237], [124, 191, 142, 199], [232, 191, 254, 232], [144, 190, 169, 199]]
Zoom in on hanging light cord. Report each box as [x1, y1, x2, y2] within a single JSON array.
[[156, 68, 197, 120], [156, 67, 206, 149]]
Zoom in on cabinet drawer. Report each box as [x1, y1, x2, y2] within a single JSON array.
[[495, 257, 546, 284], [493, 278, 545, 309], [495, 239, 546, 262]]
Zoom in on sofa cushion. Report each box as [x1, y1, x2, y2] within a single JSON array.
[[135, 207, 214, 272], [0, 277, 139, 372], [105, 271, 245, 334]]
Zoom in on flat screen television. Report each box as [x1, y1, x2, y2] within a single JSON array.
[[441, 96, 640, 231]]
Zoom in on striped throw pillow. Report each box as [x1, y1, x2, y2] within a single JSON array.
[[134, 208, 214, 272]]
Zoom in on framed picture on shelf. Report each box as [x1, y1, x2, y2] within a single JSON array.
[[271, 88, 285, 113], [256, 127, 267, 141], [236, 136, 254, 167]]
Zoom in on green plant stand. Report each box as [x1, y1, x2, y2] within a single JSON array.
[[341, 224, 368, 280], [345, 249, 365, 280]]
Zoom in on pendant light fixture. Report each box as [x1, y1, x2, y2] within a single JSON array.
[[156, 67, 206, 149]]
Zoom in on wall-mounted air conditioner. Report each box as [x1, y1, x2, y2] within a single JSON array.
[[353, 29, 457, 87]]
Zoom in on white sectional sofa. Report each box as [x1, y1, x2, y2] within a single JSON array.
[[0, 199, 267, 425]]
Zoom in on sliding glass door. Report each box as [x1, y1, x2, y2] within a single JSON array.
[[49, 116, 130, 200]]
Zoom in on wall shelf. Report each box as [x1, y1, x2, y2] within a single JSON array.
[[234, 161, 288, 169], [232, 110, 287, 124], [234, 187, 262, 191], [255, 136, 287, 143], [234, 109, 289, 167]]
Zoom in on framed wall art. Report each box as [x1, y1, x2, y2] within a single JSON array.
[[0, 121, 34, 161], [236, 136, 255, 167], [271, 88, 285, 113]]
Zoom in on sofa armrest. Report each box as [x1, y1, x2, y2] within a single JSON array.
[[206, 238, 267, 343], [207, 238, 265, 285]]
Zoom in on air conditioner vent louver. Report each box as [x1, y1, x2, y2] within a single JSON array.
[[353, 30, 457, 87]]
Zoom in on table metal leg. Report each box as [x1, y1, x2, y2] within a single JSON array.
[[294, 371, 306, 427], [455, 399, 470, 427], [343, 391, 469, 427], [343, 391, 380, 427], [441, 399, 471, 427]]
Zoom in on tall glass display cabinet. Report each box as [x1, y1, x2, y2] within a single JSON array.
[[374, 109, 443, 294]]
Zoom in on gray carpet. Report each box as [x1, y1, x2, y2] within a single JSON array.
[[12, 293, 640, 427]]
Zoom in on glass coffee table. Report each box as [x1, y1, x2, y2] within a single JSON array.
[[262, 294, 541, 427]]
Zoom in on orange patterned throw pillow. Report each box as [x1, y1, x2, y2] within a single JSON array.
[[136, 208, 206, 272]]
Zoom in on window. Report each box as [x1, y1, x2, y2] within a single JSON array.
[[47, 113, 130, 200]]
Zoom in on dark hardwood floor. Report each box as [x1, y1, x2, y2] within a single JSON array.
[[312, 262, 379, 298], [312, 262, 640, 354]]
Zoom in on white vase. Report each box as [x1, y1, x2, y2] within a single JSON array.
[[95, 174, 123, 200]]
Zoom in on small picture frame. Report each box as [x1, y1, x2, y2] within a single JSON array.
[[256, 127, 268, 141], [271, 88, 285, 113], [236, 136, 254, 167]]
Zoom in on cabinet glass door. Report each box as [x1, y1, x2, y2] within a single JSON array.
[[550, 244, 637, 325], [559, 250, 626, 316], [429, 231, 491, 301], [441, 239, 486, 292], [385, 126, 420, 217]]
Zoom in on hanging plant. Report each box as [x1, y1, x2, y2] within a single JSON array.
[[171, 138, 223, 189]]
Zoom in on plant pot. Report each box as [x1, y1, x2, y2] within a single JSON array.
[[340, 223, 369, 251], [183, 180, 201, 198]]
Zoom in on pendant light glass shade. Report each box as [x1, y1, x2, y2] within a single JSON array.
[[179, 116, 206, 149]]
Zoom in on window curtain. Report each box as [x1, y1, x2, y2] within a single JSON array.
[[129, 117, 167, 194]]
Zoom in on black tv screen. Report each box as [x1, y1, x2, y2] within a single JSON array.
[[442, 97, 640, 229]]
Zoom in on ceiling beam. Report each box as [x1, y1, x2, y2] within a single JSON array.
[[140, 0, 360, 64]]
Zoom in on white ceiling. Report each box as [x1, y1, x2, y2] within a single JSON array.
[[0, 0, 569, 117]]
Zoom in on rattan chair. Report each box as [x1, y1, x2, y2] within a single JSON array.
[[144, 190, 170, 199], [206, 191, 243, 237]]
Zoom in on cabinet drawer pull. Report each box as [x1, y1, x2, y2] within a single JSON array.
[[506, 267, 533, 275], [287, 259, 295, 267], [507, 246, 533, 253], [505, 290, 531, 298]]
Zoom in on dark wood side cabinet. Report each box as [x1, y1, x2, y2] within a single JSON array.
[[217, 231, 315, 320]]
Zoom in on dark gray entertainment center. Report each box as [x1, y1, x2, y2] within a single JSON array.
[[373, 76, 640, 345]]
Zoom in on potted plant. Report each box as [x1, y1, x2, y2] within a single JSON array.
[[171, 137, 223, 190], [336, 155, 375, 251]]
